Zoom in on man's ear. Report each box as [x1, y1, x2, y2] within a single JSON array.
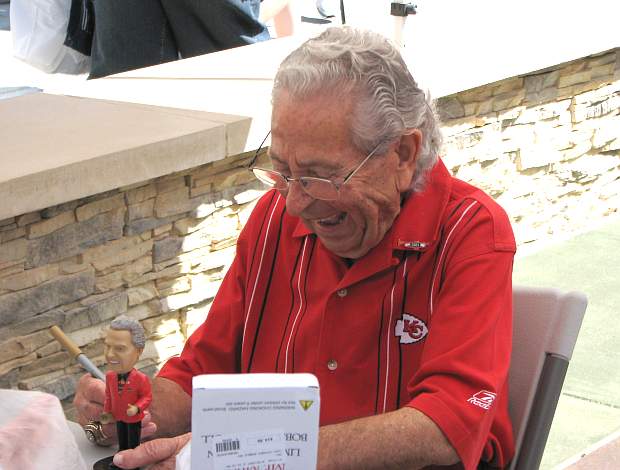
[[395, 129, 422, 192]]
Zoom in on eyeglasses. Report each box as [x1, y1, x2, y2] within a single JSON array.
[[247, 131, 381, 201]]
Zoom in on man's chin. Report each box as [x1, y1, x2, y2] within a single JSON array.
[[320, 230, 383, 260], [320, 238, 369, 260]]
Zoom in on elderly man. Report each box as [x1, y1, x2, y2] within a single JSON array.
[[75, 27, 515, 469]]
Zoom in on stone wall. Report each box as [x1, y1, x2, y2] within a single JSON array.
[[438, 47, 620, 246], [0, 149, 270, 417], [0, 48, 619, 417]]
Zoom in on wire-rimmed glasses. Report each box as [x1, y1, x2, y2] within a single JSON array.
[[248, 131, 381, 201]]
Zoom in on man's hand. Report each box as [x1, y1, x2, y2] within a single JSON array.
[[73, 374, 116, 445], [73, 373, 157, 445], [112, 433, 191, 470], [126, 404, 139, 417]]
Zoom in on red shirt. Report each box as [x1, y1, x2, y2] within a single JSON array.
[[104, 368, 152, 423], [159, 159, 516, 469]]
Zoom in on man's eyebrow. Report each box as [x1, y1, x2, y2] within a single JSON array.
[[269, 151, 342, 171], [269, 152, 286, 165]]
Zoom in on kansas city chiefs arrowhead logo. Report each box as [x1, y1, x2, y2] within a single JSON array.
[[395, 313, 428, 344]]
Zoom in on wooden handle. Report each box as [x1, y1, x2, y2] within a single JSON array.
[[49, 325, 82, 358]]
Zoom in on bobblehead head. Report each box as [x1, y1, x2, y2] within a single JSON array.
[[104, 315, 145, 374]]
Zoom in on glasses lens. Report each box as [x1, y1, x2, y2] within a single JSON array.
[[251, 169, 340, 201], [252, 168, 288, 190], [299, 178, 339, 201]]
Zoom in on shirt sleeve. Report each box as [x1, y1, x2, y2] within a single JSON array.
[[406, 202, 516, 469]]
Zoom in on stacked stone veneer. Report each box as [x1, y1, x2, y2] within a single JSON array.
[[0, 149, 270, 416], [0, 48, 619, 416], [438, 47, 620, 244]]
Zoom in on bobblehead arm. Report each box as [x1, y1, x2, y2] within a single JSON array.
[[129, 370, 153, 415]]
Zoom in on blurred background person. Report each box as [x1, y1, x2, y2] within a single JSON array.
[[89, 0, 270, 79]]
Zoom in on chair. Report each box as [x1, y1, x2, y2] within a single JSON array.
[[508, 286, 588, 470]]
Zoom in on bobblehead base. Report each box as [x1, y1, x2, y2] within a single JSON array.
[[93, 456, 114, 470], [191, 373, 320, 470], [93, 455, 139, 470]]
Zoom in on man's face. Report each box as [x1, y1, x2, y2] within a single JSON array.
[[104, 329, 142, 374], [270, 92, 419, 259]]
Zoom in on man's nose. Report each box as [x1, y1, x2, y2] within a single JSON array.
[[284, 181, 314, 217]]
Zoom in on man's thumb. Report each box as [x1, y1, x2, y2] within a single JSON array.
[[113, 434, 191, 468]]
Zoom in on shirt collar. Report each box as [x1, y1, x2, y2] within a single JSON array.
[[116, 368, 136, 380], [390, 158, 452, 253]]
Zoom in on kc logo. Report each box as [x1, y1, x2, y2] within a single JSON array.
[[395, 313, 428, 344]]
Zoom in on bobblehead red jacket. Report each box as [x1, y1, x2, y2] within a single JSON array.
[[159, 159, 517, 469], [104, 368, 152, 423]]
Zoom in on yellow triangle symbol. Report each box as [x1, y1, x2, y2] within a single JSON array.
[[299, 400, 314, 411]]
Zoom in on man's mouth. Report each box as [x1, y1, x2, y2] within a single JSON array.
[[317, 212, 346, 226]]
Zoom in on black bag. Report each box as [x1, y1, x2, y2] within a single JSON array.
[[64, 0, 94, 56]]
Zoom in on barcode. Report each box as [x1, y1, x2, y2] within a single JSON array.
[[215, 439, 240, 453]]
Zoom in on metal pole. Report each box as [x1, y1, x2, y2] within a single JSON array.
[[390, 1, 417, 48]]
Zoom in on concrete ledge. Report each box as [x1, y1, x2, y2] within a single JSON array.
[[44, 36, 309, 156], [0, 93, 250, 221]]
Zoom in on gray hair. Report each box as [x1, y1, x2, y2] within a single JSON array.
[[272, 26, 442, 193], [109, 315, 146, 349]]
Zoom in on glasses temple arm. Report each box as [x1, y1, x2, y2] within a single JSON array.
[[247, 131, 272, 169], [341, 146, 380, 185]]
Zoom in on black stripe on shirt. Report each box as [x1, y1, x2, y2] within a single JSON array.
[[375, 263, 400, 414], [246, 191, 278, 295], [291, 236, 316, 372], [375, 287, 389, 414], [396, 259, 410, 408], [246, 204, 285, 372], [274, 236, 306, 372]]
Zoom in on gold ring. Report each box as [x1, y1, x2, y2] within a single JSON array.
[[83, 420, 108, 446]]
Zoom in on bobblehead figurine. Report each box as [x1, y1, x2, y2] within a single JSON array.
[[97, 315, 152, 470]]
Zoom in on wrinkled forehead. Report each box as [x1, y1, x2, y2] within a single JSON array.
[[271, 91, 357, 150]]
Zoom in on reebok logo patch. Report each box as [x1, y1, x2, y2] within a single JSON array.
[[467, 390, 497, 410]]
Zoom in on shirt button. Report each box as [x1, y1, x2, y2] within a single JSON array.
[[327, 359, 338, 371], [337, 288, 348, 297]]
